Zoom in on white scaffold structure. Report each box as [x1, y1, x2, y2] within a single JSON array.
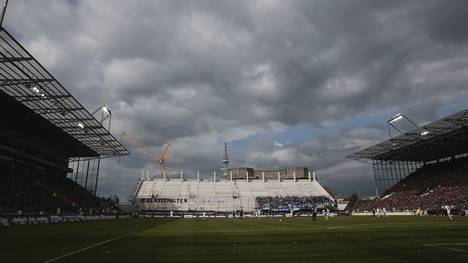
[[132, 171, 334, 214]]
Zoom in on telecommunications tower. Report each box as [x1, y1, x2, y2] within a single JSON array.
[[222, 139, 229, 176]]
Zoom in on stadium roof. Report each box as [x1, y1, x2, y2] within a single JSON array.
[[0, 28, 129, 159], [349, 108, 468, 162]]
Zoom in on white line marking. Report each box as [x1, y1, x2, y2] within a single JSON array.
[[427, 243, 468, 246], [43, 231, 137, 263], [423, 243, 468, 254]]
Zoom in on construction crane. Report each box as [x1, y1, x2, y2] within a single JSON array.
[[120, 132, 181, 177], [158, 143, 183, 176], [159, 143, 171, 176]]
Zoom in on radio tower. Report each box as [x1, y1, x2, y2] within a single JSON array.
[[222, 139, 229, 177]]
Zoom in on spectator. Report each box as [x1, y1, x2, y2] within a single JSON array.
[[353, 156, 468, 212]]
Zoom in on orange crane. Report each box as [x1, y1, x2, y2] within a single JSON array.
[[120, 132, 181, 177], [159, 143, 171, 176]]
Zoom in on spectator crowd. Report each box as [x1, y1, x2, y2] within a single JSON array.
[[256, 195, 332, 212], [353, 156, 468, 212], [0, 164, 119, 216]]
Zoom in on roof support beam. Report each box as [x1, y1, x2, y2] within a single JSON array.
[[15, 94, 71, 102], [0, 56, 33, 63], [0, 78, 55, 87], [34, 107, 82, 114]]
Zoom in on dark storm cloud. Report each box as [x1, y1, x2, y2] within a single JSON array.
[[5, 0, 468, 197]]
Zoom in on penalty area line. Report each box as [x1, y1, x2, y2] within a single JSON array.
[[43, 231, 137, 263]]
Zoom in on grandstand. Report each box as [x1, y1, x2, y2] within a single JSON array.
[[349, 108, 468, 212], [0, 13, 129, 216], [133, 176, 334, 215]]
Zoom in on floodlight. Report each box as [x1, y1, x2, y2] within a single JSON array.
[[388, 114, 403, 123], [32, 86, 40, 93], [387, 112, 419, 138], [102, 105, 111, 115], [91, 104, 112, 131], [420, 130, 429, 136], [77, 122, 85, 129]]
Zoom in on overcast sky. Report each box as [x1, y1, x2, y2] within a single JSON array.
[[5, 0, 468, 199]]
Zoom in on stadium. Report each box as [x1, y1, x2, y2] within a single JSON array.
[[349, 109, 468, 215], [133, 175, 334, 216], [1, 1, 468, 262]]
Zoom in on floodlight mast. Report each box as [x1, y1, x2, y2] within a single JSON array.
[[0, 0, 8, 29], [387, 113, 419, 138], [92, 104, 112, 131]]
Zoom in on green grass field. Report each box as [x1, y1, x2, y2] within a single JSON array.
[[1, 216, 468, 262]]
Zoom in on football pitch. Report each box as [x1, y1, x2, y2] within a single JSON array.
[[1, 216, 468, 263]]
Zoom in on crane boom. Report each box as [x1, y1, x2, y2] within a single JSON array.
[[159, 143, 171, 176], [120, 132, 160, 163], [120, 132, 181, 177]]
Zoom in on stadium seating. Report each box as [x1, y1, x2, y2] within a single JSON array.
[[135, 178, 334, 213], [353, 155, 468, 211], [0, 165, 118, 215]]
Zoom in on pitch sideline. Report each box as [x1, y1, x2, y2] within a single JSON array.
[[43, 231, 138, 263]]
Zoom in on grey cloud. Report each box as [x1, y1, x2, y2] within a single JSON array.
[[5, 0, 468, 198], [238, 126, 386, 195]]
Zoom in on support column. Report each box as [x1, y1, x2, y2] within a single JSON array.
[[262, 172, 265, 182], [308, 171, 311, 182], [372, 161, 379, 193], [293, 170, 296, 182], [84, 158, 90, 190], [214, 171, 216, 182], [181, 170, 183, 181], [94, 158, 101, 194], [277, 171, 280, 182], [197, 171, 200, 182], [389, 161, 395, 189], [312, 171, 316, 181], [397, 161, 403, 181], [230, 171, 233, 182], [404, 161, 410, 180], [74, 158, 80, 183]]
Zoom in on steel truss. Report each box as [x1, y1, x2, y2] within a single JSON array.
[[350, 108, 468, 161], [0, 28, 129, 159], [0, 25, 129, 194]]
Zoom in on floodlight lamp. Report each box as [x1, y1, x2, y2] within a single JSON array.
[[388, 114, 403, 123], [77, 122, 85, 129], [102, 105, 111, 115], [420, 130, 429, 136], [32, 86, 40, 93]]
